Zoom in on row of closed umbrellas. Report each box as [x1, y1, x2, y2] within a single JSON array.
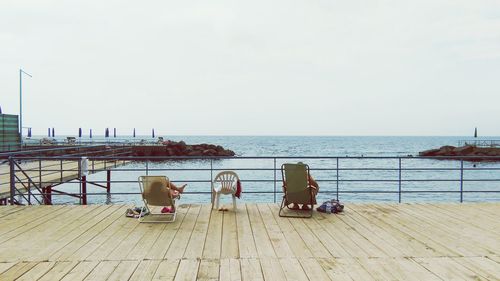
[[44, 128, 156, 138]]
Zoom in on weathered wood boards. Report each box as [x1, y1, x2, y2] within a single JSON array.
[[0, 203, 498, 280]]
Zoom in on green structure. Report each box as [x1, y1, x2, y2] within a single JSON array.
[[0, 114, 20, 151]]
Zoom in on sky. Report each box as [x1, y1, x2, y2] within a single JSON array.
[[1, 0, 499, 136]]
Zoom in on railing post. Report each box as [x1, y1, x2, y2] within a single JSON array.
[[145, 161, 149, 175], [336, 157, 339, 201], [81, 175, 87, 205], [273, 158, 277, 203], [9, 156, 15, 205], [460, 160, 464, 203], [38, 158, 42, 196], [210, 158, 214, 204], [60, 159, 63, 181], [398, 158, 402, 203], [106, 170, 111, 194]]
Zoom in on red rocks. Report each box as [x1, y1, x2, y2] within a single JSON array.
[[419, 145, 500, 161], [132, 140, 235, 157]]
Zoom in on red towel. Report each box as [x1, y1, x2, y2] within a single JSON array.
[[235, 180, 242, 198]]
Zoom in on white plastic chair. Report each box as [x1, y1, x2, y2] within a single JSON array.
[[211, 171, 239, 211]]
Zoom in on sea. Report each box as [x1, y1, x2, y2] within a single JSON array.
[[38, 136, 500, 205]]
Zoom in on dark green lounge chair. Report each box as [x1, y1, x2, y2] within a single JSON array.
[[279, 163, 316, 218]]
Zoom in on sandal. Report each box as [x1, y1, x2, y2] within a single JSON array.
[[290, 204, 300, 210]]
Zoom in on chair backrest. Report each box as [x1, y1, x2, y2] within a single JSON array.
[[213, 171, 239, 194], [139, 176, 173, 206], [281, 163, 312, 204]]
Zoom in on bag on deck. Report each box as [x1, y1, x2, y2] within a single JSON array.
[[316, 199, 344, 214]]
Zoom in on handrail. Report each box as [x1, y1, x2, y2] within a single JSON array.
[[3, 155, 499, 205]]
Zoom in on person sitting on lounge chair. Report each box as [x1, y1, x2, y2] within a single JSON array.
[[290, 169, 319, 211], [169, 182, 187, 198], [162, 182, 187, 213]]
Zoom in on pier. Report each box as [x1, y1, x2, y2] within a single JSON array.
[[0, 146, 132, 205], [0, 203, 498, 280]]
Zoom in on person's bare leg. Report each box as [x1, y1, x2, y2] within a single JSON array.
[[170, 182, 187, 193]]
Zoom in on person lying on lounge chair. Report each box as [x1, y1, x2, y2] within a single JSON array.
[[161, 182, 187, 213]]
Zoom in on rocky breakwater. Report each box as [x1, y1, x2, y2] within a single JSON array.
[[419, 145, 500, 161], [132, 140, 235, 157]]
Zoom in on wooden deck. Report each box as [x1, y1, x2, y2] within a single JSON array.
[[0, 159, 125, 201], [0, 203, 498, 280]]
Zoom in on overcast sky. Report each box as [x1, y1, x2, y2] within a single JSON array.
[[1, 0, 499, 136]]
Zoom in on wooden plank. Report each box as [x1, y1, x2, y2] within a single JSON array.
[[357, 257, 402, 280], [68, 208, 137, 261], [268, 204, 313, 258], [301, 212, 353, 258], [0, 261, 38, 280], [83, 261, 120, 281], [128, 260, 161, 281], [347, 204, 434, 257], [38, 261, 79, 281], [278, 258, 309, 281], [246, 204, 276, 258], [259, 258, 286, 281], [15, 261, 56, 281], [452, 257, 500, 281], [0, 262, 16, 275], [240, 258, 264, 281], [145, 204, 190, 260], [352, 204, 455, 257], [105, 260, 140, 281], [183, 204, 212, 259], [413, 257, 483, 281], [219, 258, 241, 281], [196, 259, 219, 281], [202, 206, 223, 259], [298, 258, 332, 281], [286, 215, 333, 258], [152, 259, 180, 281], [0, 205, 68, 243], [257, 204, 294, 258], [106, 213, 160, 260], [314, 208, 387, 258], [333, 258, 375, 281], [59, 261, 99, 281], [165, 204, 201, 259], [33, 205, 118, 261], [50, 205, 126, 261], [221, 209, 239, 259], [316, 258, 353, 281], [235, 204, 258, 259], [376, 203, 495, 257], [174, 259, 200, 281]]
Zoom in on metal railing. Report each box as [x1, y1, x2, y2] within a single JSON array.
[[458, 140, 500, 147], [2, 155, 499, 205]]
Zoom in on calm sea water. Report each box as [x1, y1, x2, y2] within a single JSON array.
[[49, 136, 500, 205]]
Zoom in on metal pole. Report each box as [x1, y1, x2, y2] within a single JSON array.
[[9, 156, 15, 205], [336, 157, 339, 201], [145, 161, 149, 175], [460, 160, 464, 203], [19, 69, 32, 147], [210, 158, 213, 204], [81, 176, 87, 205], [273, 158, 277, 203], [398, 157, 402, 203], [106, 170, 111, 194], [19, 70, 22, 141]]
